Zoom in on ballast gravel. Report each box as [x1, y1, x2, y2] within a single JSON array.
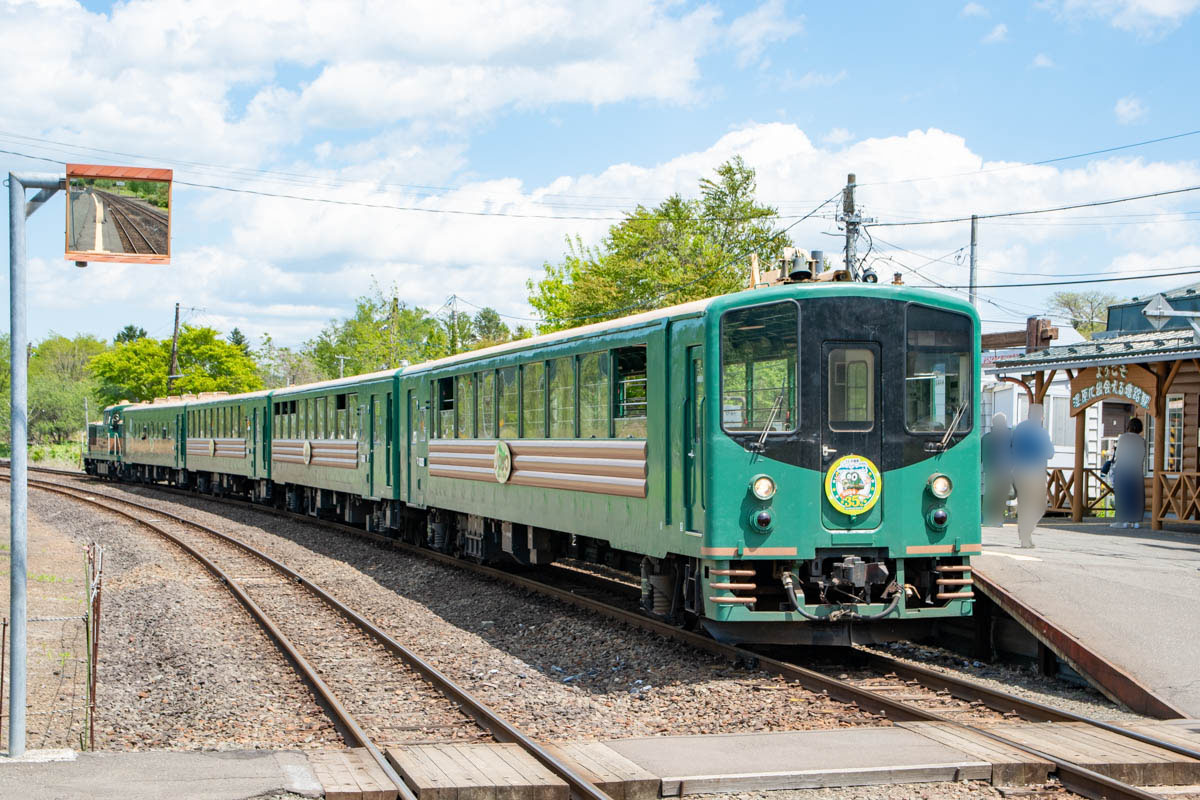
[[50, 478, 884, 745], [25, 487, 343, 751]]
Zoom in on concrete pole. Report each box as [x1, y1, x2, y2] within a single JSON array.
[[166, 302, 181, 393], [843, 173, 857, 278], [8, 171, 61, 757], [969, 214, 978, 308]]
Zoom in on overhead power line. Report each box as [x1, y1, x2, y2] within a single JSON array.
[[940, 266, 1200, 289]]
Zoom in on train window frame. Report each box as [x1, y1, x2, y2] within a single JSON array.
[[719, 300, 800, 437], [436, 377, 455, 438], [826, 345, 876, 432], [579, 350, 610, 439], [497, 366, 518, 440], [613, 346, 648, 439], [903, 303, 974, 436], [347, 393, 358, 440], [548, 356, 576, 438], [478, 370, 496, 438], [521, 361, 547, 438]]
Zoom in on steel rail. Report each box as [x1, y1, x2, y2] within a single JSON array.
[[0, 476, 412, 798], [17, 468, 1184, 800], [12, 473, 612, 800], [100, 197, 158, 255]]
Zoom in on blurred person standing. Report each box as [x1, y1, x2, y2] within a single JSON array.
[[1011, 404, 1054, 548], [981, 412, 1012, 526], [1111, 418, 1147, 529]]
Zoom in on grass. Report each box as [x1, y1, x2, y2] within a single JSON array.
[[0, 442, 84, 471]]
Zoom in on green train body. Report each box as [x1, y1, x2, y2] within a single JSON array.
[[86, 282, 980, 645]]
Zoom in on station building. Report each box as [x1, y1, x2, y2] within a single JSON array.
[[990, 282, 1200, 528]]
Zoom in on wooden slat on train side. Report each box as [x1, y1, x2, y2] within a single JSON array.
[[388, 744, 568, 800], [990, 722, 1200, 785], [898, 722, 1053, 785], [544, 742, 659, 800]]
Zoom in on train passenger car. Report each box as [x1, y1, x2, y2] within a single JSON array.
[[398, 281, 980, 644], [121, 398, 184, 481], [183, 390, 272, 496], [267, 372, 400, 525]]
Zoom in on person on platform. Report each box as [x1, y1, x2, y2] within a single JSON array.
[[981, 412, 1012, 526], [1011, 403, 1055, 548], [1110, 418, 1147, 529]]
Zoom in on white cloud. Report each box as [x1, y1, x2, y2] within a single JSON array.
[[728, 0, 804, 68], [1115, 95, 1147, 123], [1050, 0, 1200, 34], [961, 2, 989, 16], [1031, 53, 1056, 67], [982, 23, 1009, 42], [780, 69, 847, 90], [823, 128, 855, 145]]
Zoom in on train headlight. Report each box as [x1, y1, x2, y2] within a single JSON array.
[[750, 474, 776, 501], [928, 473, 953, 499]]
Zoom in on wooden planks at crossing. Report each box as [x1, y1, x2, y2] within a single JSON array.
[[544, 741, 659, 800], [898, 722, 1053, 785], [387, 743, 569, 800], [983, 722, 1200, 786], [308, 749, 398, 800]]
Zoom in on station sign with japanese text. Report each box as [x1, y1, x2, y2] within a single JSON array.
[[1068, 364, 1154, 416]]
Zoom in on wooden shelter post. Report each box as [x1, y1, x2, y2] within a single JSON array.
[[1152, 364, 1167, 531], [1072, 411, 1086, 522]]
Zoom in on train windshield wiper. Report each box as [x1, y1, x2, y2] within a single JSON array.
[[751, 393, 785, 452], [935, 403, 968, 452]]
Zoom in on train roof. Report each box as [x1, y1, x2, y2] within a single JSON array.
[[269, 369, 400, 397]]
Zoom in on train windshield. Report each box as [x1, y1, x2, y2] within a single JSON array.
[[905, 305, 973, 433], [720, 302, 798, 434]]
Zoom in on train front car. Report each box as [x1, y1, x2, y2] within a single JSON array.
[[697, 284, 980, 645]]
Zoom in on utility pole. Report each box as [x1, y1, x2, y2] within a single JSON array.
[[166, 302, 181, 393], [969, 214, 978, 308], [334, 355, 350, 379], [837, 173, 874, 279], [449, 294, 458, 354]]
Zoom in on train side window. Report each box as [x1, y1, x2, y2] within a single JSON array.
[[522, 362, 546, 438], [548, 357, 575, 438], [478, 371, 495, 438], [436, 378, 455, 438], [579, 352, 610, 439], [613, 346, 648, 438], [456, 374, 474, 438], [497, 367, 518, 439], [827, 347, 875, 431], [336, 394, 348, 439], [315, 396, 325, 439], [348, 393, 358, 440], [720, 302, 799, 434]]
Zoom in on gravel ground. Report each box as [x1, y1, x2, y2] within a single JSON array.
[[700, 781, 1081, 800], [865, 641, 1153, 723], [58, 479, 884, 742], [23, 485, 344, 751]]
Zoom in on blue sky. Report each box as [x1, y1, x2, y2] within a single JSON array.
[[1, 0, 1198, 346]]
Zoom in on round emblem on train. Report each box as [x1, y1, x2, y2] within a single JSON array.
[[824, 454, 881, 516], [494, 440, 513, 484]]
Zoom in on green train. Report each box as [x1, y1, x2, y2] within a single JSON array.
[[86, 278, 980, 645]]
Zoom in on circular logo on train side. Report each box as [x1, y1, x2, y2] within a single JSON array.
[[824, 454, 882, 516], [494, 440, 513, 484]]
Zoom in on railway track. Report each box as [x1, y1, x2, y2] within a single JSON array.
[[94, 190, 167, 255], [13, 466, 1200, 800], [3, 472, 611, 800]]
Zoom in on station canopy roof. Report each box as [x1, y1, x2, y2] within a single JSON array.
[[989, 327, 1200, 373]]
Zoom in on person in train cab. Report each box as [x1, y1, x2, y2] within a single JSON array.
[[981, 412, 1012, 526], [1011, 403, 1055, 548], [1110, 417, 1147, 529]]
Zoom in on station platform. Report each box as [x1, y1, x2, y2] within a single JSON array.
[[976, 520, 1200, 718]]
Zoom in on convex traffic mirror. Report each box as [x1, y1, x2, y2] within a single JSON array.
[[65, 163, 172, 264]]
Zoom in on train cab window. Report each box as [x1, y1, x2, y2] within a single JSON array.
[[436, 378, 455, 438], [579, 352, 610, 438], [497, 367, 518, 439], [478, 371, 495, 438], [827, 348, 875, 431], [720, 302, 798, 434], [548, 357, 575, 438], [456, 374, 474, 438], [614, 347, 648, 438], [905, 305, 973, 433], [522, 362, 546, 438]]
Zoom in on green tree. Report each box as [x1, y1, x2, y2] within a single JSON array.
[[470, 307, 513, 349], [256, 333, 323, 388], [306, 285, 446, 377], [28, 333, 108, 442], [228, 327, 250, 354], [114, 324, 147, 344], [527, 156, 791, 331], [1049, 291, 1122, 339], [89, 326, 262, 405]]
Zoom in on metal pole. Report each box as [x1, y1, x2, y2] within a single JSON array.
[[8, 171, 60, 757], [969, 214, 978, 308], [843, 173, 857, 278], [166, 302, 181, 393]]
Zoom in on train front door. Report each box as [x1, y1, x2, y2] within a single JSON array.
[[819, 341, 882, 531]]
